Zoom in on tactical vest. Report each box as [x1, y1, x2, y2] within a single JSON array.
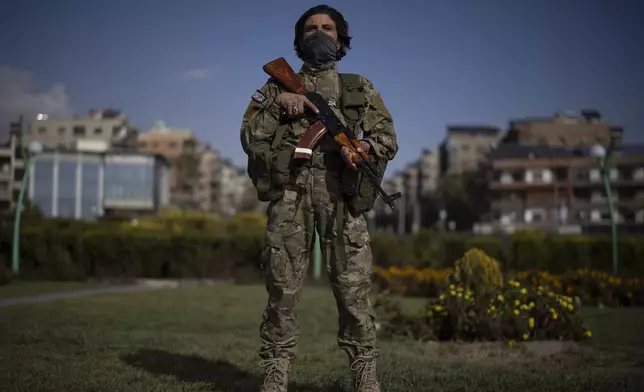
[[248, 73, 387, 212]]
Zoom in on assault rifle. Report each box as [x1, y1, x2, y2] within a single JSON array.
[[262, 57, 402, 209]]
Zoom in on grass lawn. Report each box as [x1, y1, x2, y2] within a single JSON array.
[[1, 283, 643, 392], [0, 280, 108, 300]]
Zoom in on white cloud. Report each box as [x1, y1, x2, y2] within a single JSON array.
[[179, 68, 211, 81], [0, 66, 72, 137]]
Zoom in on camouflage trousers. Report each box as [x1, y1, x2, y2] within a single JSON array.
[[259, 165, 379, 361]]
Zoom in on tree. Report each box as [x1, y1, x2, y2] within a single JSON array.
[[435, 171, 488, 231]]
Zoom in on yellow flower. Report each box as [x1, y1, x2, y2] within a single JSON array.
[[497, 295, 504, 302], [426, 310, 434, 318], [450, 291, 456, 296], [529, 301, 535, 308], [514, 300, 520, 306], [520, 288, 527, 295], [457, 293, 463, 298], [528, 317, 535, 329], [489, 305, 496, 311], [513, 309, 520, 316], [439, 294, 445, 300], [552, 313, 558, 320], [508, 339, 516, 348], [522, 333, 529, 340], [434, 305, 443, 312], [449, 284, 455, 290], [584, 330, 592, 338]]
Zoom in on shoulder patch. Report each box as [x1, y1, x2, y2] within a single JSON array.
[[251, 90, 267, 103]]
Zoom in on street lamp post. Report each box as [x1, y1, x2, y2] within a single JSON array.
[[590, 140, 618, 275], [12, 140, 43, 276]]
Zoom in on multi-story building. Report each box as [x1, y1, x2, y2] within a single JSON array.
[[502, 109, 623, 148], [0, 132, 18, 212], [439, 125, 503, 175], [215, 159, 249, 217], [27, 148, 170, 219], [23, 109, 138, 152], [196, 145, 222, 213], [137, 121, 199, 209], [372, 149, 439, 234], [485, 143, 644, 231]]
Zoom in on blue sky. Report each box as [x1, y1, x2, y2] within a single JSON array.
[[1, 0, 643, 174]]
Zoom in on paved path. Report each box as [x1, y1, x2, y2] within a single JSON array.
[[0, 279, 229, 309], [0, 285, 159, 308]]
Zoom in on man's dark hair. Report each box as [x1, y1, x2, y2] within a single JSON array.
[[294, 4, 352, 61]]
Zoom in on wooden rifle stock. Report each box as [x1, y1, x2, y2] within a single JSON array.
[[262, 57, 325, 160]]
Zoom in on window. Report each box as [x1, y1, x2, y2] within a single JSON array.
[[32, 158, 55, 217], [58, 127, 66, 135], [73, 126, 86, 136], [104, 162, 155, 202], [80, 161, 100, 219], [38, 127, 47, 134], [57, 160, 77, 218], [94, 127, 103, 135]]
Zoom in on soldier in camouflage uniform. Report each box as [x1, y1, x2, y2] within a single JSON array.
[[240, 4, 398, 392]]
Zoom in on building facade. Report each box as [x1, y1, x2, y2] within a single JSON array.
[[28, 150, 170, 220], [137, 121, 200, 209], [0, 133, 18, 212], [486, 144, 644, 230], [502, 110, 623, 148], [24, 109, 138, 152], [439, 125, 503, 175]]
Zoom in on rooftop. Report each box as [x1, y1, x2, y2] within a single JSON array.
[[446, 125, 501, 136]]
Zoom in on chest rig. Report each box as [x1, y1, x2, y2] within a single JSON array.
[[271, 73, 366, 151]]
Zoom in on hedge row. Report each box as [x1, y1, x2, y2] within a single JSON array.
[[372, 229, 644, 275], [1, 223, 643, 281]]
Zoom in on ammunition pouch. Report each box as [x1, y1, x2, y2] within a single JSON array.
[[338, 73, 366, 135], [342, 153, 389, 214]]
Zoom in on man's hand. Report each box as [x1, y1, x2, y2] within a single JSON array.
[[275, 92, 319, 118], [341, 141, 371, 170]]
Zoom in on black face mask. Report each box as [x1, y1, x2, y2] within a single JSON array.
[[300, 30, 339, 66]]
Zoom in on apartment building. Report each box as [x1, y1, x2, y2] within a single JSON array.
[[502, 110, 623, 148], [137, 121, 200, 209], [439, 125, 503, 175], [215, 159, 250, 217], [486, 144, 644, 230], [0, 133, 18, 212], [24, 109, 138, 152]]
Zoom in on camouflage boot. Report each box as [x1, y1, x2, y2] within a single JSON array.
[[349, 354, 381, 392], [259, 358, 291, 392]]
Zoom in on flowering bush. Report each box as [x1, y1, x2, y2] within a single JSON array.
[[511, 269, 644, 307], [374, 259, 644, 307], [373, 265, 450, 297], [375, 278, 593, 343]]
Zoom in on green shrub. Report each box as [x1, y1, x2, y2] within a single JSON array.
[[3, 224, 263, 282], [375, 279, 592, 343], [370, 234, 415, 268], [451, 248, 503, 297]]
